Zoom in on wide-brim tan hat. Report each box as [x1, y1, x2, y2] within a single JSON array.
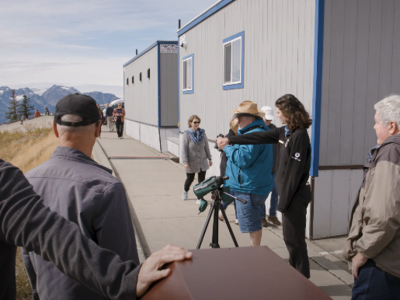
[[231, 100, 265, 119]]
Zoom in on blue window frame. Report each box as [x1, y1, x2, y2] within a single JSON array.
[[223, 31, 244, 90], [182, 54, 194, 94]]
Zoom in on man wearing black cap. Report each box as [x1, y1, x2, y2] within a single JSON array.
[[22, 94, 138, 299]]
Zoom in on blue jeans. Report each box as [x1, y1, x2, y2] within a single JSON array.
[[352, 259, 400, 299], [231, 190, 267, 233], [261, 173, 278, 218]]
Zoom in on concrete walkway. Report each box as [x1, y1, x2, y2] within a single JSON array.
[[94, 128, 353, 300]]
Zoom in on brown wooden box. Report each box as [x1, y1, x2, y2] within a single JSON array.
[[141, 246, 331, 300]]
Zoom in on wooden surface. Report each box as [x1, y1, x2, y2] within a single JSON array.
[[141, 246, 332, 300]]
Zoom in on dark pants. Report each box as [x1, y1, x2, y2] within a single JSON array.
[[184, 170, 206, 192], [282, 193, 310, 278], [116, 120, 124, 137], [352, 259, 400, 300]]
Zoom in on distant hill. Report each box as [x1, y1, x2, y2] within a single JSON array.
[[0, 85, 119, 124]]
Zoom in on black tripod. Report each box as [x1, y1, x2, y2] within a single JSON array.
[[196, 189, 246, 249]]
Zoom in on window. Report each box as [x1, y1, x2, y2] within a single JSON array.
[[147, 68, 150, 79], [223, 31, 244, 90], [140, 72, 142, 82], [182, 54, 194, 94], [132, 76, 134, 84], [126, 78, 129, 85]]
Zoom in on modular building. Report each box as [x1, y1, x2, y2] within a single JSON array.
[[123, 41, 179, 152], [177, 0, 400, 239]]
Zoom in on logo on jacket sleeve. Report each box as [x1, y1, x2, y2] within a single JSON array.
[[292, 152, 301, 162]]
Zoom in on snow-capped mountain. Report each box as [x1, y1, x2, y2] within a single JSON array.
[[0, 85, 119, 124]]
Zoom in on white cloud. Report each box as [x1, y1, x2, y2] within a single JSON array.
[[0, 0, 217, 92]]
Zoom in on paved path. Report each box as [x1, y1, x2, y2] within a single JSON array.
[[94, 128, 353, 300]]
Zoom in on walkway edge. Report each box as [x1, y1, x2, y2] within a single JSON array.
[[94, 139, 151, 261]]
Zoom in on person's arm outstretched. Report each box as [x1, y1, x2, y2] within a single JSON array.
[[0, 160, 192, 299]]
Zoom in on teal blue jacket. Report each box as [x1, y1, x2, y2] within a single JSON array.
[[224, 119, 273, 196]]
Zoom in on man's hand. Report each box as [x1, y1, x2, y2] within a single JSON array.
[[184, 164, 190, 170], [209, 160, 213, 167], [351, 252, 368, 279], [216, 137, 229, 150], [136, 244, 193, 297]]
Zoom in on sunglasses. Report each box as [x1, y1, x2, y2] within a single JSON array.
[[192, 121, 200, 124]]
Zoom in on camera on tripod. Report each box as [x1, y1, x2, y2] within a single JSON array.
[[214, 134, 225, 152], [193, 176, 248, 249]]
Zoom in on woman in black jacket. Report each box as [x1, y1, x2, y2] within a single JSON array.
[[217, 94, 312, 278]]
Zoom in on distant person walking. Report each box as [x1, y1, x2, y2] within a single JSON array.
[[181, 115, 212, 203], [105, 104, 114, 131], [44, 108, 50, 116], [20, 114, 26, 125], [34, 110, 40, 118], [260, 106, 281, 227], [113, 103, 125, 139]]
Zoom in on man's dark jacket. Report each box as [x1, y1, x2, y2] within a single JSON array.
[[0, 159, 140, 300]]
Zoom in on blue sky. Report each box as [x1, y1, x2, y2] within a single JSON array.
[[0, 0, 217, 97]]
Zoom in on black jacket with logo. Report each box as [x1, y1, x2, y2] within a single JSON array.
[[228, 127, 311, 212]]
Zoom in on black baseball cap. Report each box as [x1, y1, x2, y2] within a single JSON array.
[[54, 93, 100, 127]]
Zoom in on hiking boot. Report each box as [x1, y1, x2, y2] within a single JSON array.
[[235, 219, 239, 225], [262, 218, 269, 227], [196, 199, 201, 204], [182, 190, 188, 200], [218, 211, 224, 222], [268, 216, 282, 226]]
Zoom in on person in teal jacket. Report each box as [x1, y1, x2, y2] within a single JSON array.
[[224, 101, 273, 246]]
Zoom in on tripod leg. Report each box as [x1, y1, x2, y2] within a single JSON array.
[[196, 201, 215, 249], [210, 201, 221, 248], [220, 205, 239, 247]]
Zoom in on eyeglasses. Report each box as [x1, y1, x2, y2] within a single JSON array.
[[192, 121, 200, 124]]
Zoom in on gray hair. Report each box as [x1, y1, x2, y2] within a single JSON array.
[[57, 114, 96, 133], [374, 95, 400, 128]]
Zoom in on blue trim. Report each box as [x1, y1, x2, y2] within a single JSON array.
[[310, 0, 325, 177], [178, 38, 181, 132], [157, 44, 161, 127], [123, 40, 178, 67], [182, 54, 194, 94], [222, 31, 244, 90], [178, 0, 234, 36]]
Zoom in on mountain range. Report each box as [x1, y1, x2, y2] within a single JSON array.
[[0, 85, 119, 124]]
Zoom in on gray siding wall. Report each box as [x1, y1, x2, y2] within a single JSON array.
[[179, 0, 316, 139], [124, 46, 159, 126], [319, 0, 400, 166], [313, 169, 363, 238], [160, 53, 179, 127]]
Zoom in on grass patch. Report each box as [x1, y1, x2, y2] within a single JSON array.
[[0, 125, 59, 299]]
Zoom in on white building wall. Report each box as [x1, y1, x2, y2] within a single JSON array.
[[179, 0, 316, 140], [124, 46, 159, 126]]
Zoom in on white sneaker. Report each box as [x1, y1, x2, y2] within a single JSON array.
[[182, 190, 188, 200], [196, 199, 201, 204]]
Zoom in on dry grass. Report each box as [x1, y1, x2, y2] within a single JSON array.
[[0, 126, 58, 300]]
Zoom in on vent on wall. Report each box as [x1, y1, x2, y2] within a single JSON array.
[[140, 72, 142, 81], [147, 68, 150, 79], [126, 78, 129, 85], [132, 76, 134, 84]]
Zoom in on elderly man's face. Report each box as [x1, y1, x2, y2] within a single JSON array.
[[238, 116, 253, 129], [374, 111, 393, 145]]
